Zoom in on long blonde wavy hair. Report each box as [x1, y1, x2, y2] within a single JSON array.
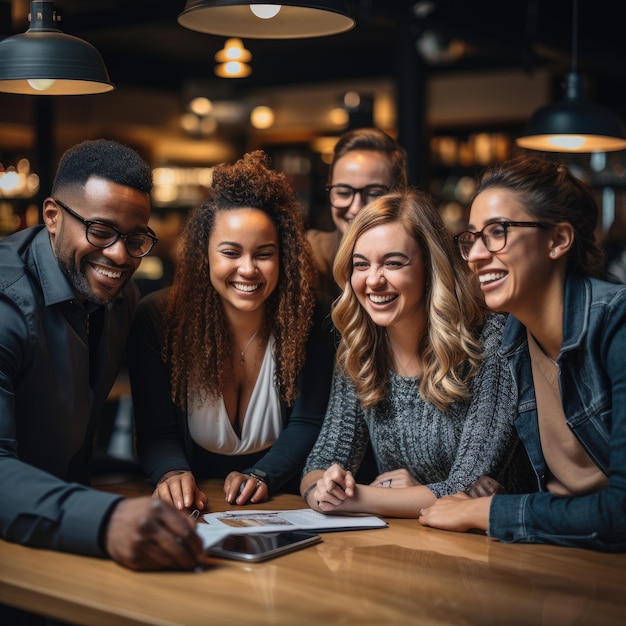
[[163, 151, 317, 411], [332, 188, 486, 412]]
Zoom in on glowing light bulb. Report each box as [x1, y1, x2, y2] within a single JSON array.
[[225, 61, 242, 75], [27, 78, 56, 91], [0, 170, 20, 192], [215, 39, 251, 64], [250, 4, 281, 19], [215, 61, 252, 78], [547, 135, 586, 150]]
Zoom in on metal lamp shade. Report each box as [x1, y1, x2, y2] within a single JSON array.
[[0, 2, 114, 95], [517, 70, 626, 153], [178, 1, 355, 39], [517, 102, 626, 153]]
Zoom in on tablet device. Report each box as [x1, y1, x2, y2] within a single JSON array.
[[206, 531, 322, 562]]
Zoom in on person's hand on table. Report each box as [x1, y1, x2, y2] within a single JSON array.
[[224, 471, 269, 505], [105, 497, 204, 571], [153, 470, 207, 513], [418, 492, 492, 533], [371, 468, 419, 488], [468, 475, 505, 497], [313, 463, 355, 512]]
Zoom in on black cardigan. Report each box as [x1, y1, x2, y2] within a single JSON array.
[[127, 288, 337, 494]]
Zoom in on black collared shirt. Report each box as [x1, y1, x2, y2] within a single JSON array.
[[0, 226, 137, 556]]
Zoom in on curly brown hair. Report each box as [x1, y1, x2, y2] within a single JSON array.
[[163, 151, 317, 411]]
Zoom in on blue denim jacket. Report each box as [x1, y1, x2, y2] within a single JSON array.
[[489, 275, 626, 551]]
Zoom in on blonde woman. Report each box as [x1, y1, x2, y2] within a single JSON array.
[[301, 188, 532, 516]]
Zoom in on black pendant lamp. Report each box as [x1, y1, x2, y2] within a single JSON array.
[[516, 0, 626, 153], [0, 1, 114, 96], [178, 1, 355, 39]]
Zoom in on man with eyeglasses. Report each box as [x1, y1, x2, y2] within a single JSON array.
[[0, 140, 204, 605]]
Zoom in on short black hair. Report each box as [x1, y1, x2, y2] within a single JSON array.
[[51, 138, 153, 195]]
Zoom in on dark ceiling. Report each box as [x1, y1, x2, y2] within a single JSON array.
[[2, 0, 625, 116]]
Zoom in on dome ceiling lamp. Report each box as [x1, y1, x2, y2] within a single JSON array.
[[0, 0, 114, 95], [516, 0, 626, 153], [178, 1, 355, 39]]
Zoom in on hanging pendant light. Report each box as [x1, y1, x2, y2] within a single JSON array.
[[516, 0, 626, 153], [214, 38, 252, 78], [0, 1, 114, 96], [178, 1, 355, 39]]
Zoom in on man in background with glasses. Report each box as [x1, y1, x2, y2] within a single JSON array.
[[0, 140, 204, 601]]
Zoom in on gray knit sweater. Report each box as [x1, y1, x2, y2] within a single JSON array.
[[304, 313, 527, 496]]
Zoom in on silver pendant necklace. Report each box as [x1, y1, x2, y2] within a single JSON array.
[[239, 328, 261, 364]]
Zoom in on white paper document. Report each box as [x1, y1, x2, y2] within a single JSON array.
[[196, 508, 387, 549]]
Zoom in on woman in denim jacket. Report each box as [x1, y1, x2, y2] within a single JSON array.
[[419, 155, 626, 552]]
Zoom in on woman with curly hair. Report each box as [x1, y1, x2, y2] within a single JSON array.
[[301, 187, 532, 517], [128, 151, 335, 511]]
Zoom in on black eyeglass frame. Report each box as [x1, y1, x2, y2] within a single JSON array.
[[454, 221, 548, 260], [53, 198, 158, 258], [325, 183, 390, 208]]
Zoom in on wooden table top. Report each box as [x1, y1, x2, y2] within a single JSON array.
[[1, 478, 625, 626]]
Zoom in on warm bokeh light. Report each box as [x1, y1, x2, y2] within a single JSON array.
[[0, 159, 39, 198], [200, 115, 217, 134], [250, 105, 275, 129], [215, 39, 252, 63], [311, 136, 340, 164], [328, 107, 349, 126], [189, 97, 212, 116], [180, 112, 200, 133], [215, 61, 252, 78], [343, 91, 361, 109]]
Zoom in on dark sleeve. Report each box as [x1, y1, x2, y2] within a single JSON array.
[[243, 295, 337, 493], [127, 288, 192, 485], [0, 289, 123, 557]]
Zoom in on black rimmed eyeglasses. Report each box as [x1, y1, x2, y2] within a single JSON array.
[[325, 184, 389, 209], [54, 198, 158, 258], [454, 221, 548, 261]]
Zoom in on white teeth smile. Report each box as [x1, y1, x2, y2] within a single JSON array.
[[479, 271, 506, 284], [369, 293, 396, 303], [233, 283, 260, 292], [95, 266, 122, 279]]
